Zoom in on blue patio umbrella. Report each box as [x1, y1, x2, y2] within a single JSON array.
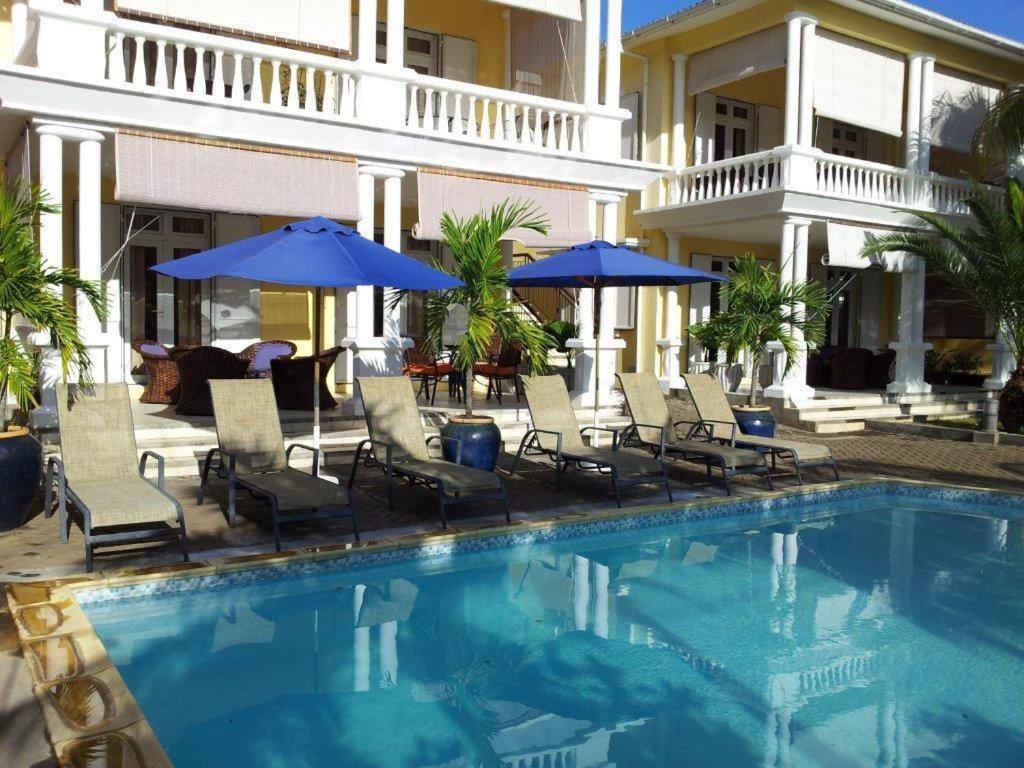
[[152, 216, 463, 441], [507, 240, 728, 426]]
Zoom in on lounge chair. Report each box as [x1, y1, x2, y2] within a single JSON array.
[[681, 373, 839, 483], [511, 374, 673, 507], [198, 379, 358, 551], [45, 384, 188, 572], [616, 372, 773, 494], [348, 376, 509, 529]]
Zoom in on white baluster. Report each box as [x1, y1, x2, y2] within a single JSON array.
[[533, 106, 543, 147], [338, 73, 353, 118], [480, 98, 492, 140], [212, 49, 225, 98], [193, 46, 206, 95], [286, 63, 299, 110], [495, 101, 507, 142], [231, 53, 244, 102], [424, 88, 435, 130], [173, 43, 187, 93], [109, 32, 127, 83], [467, 96, 478, 138], [154, 39, 169, 89], [572, 115, 583, 152], [324, 71, 339, 116], [251, 57, 264, 104], [406, 85, 418, 127], [437, 89, 448, 134], [558, 113, 569, 150], [305, 66, 316, 111], [132, 36, 147, 87], [544, 110, 556, 149], [452, 93, 463, 135], [270, 60, 282, 107]]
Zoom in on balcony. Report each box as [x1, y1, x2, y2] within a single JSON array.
[[9, 0, 635, 173], [648, 146, 1001, 233]]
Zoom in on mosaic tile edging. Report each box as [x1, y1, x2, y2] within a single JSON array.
[[75, 479, 1022, 607]]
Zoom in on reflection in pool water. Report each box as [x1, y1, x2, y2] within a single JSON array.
[[85, 498, 1024, 768]]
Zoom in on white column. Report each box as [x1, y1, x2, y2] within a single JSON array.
[[358, 0, 378, 64], [603, 0, 622, 108], [379, 620, 398, 686], [77, 137, 104, 341], [571, 197, 598, 402], [917, 55, 935, 175], [797, 18, 817, 147], [355, 169, 376, 341], [33, 128, 64, 428], [382, 170, 405, 344], [583, 0, 601, 106], [573, 555, 590, 632], [593, 563, 610, 639], [671, 55, 688, 169], [984, 327, 1015, 391], [783, 13, 804, 146], [599, 200, 619, 342], [888, 257, 932, 395], [657, 233, 683, 392], [780, 217, 813, 403], [385, 0, 405, 69], [904, 53, 923, 174], [353, 585, 370, 692]]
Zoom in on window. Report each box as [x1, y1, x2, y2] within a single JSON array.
[[713, 97, 753, 162], [830, 121, 864, 159], [923, 266, 992, 339]]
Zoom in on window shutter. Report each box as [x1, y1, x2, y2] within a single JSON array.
[[621, 92, 640, 161], [614, 287, 636, 330], [441, 35, 477, 83]]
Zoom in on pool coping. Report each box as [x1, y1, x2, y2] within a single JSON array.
[[6, 476, 1023, 767]]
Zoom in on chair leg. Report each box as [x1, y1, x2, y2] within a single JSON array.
[[612, 471, 623, 508], [664, 474, 674, 503], [386, 468, 395, 512], [180, 529, 190, 562], [722, 469, 732, 496], [764, 462, 774, 491], [430, 376, 440, 405], [555, 459, 564, 491], [793, 459, 805, 486], [197, 453, 214, 504], [226, 478, 238, 526], [350, 508, 360, 542], [270, 501, 282, 552], [347, 444, 366, 490], [514, 376, 523, 403], [85, 540, 94, 573], [509, 433, 531, 479], [437, 488, 448, 530], [832, 460, 840, 481], [493, 377, 503, 405]]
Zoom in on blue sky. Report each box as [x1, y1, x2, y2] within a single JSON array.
[[622, 0, 1024, 43]]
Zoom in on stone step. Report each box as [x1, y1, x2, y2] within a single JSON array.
[[795, 405, 902, 422], [803, 394, 887, 408], [903, 400, 986, 417]]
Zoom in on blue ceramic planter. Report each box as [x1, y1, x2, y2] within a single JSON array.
[[0, 428, 41, 531], [441, 416, 502, 472], [733, 406, 776, 438]]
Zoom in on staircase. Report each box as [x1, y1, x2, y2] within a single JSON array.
[[510, 253, 576, 326], [778, 389, 987, 433]]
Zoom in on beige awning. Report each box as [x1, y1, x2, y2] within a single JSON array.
[[824, 222, 917, 273], [687, 25, 787, 96], [486, 0, 582, 22], [414, 168, 592, 248], [115, 130, 360, 222]]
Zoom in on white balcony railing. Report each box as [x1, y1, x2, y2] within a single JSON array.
[[404, 74, 587, 155], [668, 146, 1001, 216], [21, 2, 617, 160]]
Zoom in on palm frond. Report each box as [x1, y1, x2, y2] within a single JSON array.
[[973, 84, 1024, 166]]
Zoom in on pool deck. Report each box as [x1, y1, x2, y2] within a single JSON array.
[[3, 405, 1024, 767]]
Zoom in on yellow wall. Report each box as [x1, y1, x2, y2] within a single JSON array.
[[404, 0, 508, 90], [0, 2, 12, 65]]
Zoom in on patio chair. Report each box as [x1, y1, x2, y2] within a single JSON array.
[[616, 372, 773, 495], [473, 342, 523, 404], [403, 342, 456, 405], [681, 373, 839, 483], [511, 374, 673, 507], [132, 340, 181, 404], [348, 376, 509, 529], [198, 379, 358, 551], [271, 346, 342, 410], [239, 339, 297, 378], [45, 384, 189, 572], [175, 346, 248, 416]]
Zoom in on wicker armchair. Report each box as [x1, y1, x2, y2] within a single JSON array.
[[175, 346, 248, 416], [133, 340, 182, 404], [473, 342, 523, 404], [238, 340, 297, 378], [271, 346, 342, 410]]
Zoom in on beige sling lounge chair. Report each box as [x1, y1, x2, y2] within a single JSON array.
[[681, 373, 839, 483], [616, 373, 773, 494], [198, 379, 358, 551], [45, 384, 188, 572], [348, 376, 509, 529], [512, 375, 673, 506]]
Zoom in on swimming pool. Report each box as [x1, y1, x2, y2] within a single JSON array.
[[74, 483, 1024, 767]]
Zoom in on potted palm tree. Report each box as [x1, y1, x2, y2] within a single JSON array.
[[0, 182, 105, 530], [862, 178, 1024, 432], [687, 253, 828, 437], [416, 200, 553, 470]]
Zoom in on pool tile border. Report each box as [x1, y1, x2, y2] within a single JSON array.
[[6, 477, 1022, 768]]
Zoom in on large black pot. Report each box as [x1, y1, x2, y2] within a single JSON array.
[[440, 416, 503, 472], [0, 428, 42, 531], [732, 406, 776, 438]]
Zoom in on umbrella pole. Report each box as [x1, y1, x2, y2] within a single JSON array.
[[593, 285, 601, 443], [313, 287, 322, 448]]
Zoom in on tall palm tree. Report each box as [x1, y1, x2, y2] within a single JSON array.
[[0, 181, 106, 429], [974, 84, 1024, 167], [418, 200, 552, 417], [687, 252, 828, 406], [861, 179, 1024, 432]]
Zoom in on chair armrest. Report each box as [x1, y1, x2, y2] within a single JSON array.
[[580, 425, 621, 450], [426, 434, 463, 465], [139, 450, 166, 488], [528, 428, 564, 458], [44, 455, 65, 519], [367, 439, 396, 467], [694, 418, 738, 446], [673, 418, 708, 440], [630, 422, 668, 460], [286, 443, 321, 477]]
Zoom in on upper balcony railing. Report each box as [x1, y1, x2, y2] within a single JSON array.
[[18, 1, 625, 161], [667, 146, 1001, 217]]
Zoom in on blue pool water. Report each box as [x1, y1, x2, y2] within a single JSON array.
[[84, 492, 1024, 768]]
